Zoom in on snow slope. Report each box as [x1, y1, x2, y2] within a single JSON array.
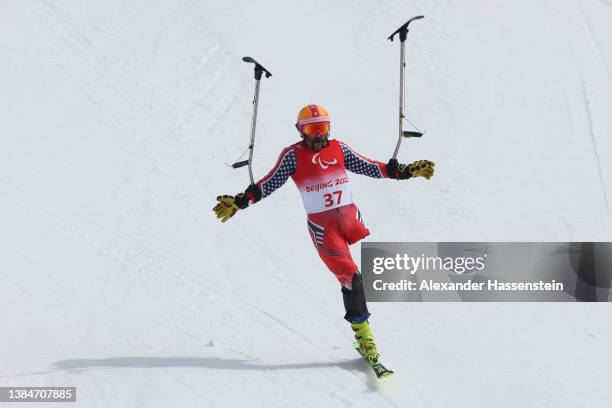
[[1, 0, 612, 406]]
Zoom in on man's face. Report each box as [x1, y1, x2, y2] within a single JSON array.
[[299, 121, 330, 152], [305, 136, 329, 152]]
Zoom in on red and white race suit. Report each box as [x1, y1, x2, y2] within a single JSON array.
[[248, 139, 391, 286]]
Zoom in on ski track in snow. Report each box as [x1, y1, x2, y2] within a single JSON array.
[[578, 75, 610, 215], [574, 0, 612, 93], [572, 0, 612, 217]]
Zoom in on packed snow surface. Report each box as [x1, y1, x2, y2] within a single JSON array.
[[2, 0, 612, 406]]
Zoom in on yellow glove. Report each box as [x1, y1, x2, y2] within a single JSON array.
[[405, 160, 435, 180], [387, 159, 435, 180], [213, 194, 249, 223]]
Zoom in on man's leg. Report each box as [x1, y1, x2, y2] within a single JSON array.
[[341, 272, 380, 364], [341, 272, 370, 323], [336, 205, 383, 364], [306, 214, 356, 286], [307, 209, 382, 364]]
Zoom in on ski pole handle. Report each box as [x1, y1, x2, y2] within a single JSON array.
[[232, 160, 249, 169]]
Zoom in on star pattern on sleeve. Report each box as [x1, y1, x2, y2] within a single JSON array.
[[340, 143, 384, 178], [260, 149, 297, 198]]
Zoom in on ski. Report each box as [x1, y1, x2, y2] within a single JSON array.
[[352, 341, 394, 379]]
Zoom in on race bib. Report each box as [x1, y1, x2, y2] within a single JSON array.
[[300, 175, 353, 213]]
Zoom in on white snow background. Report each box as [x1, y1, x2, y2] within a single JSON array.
[[2, 0, 612, 407]]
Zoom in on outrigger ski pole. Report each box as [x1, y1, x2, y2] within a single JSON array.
[[232, 56, 272, 185], [388, 15, 424, 160]]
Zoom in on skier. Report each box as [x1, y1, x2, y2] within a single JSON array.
[[213, 104, 434, 368]]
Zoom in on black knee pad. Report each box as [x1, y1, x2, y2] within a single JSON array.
[[341, 272, 370, 323]]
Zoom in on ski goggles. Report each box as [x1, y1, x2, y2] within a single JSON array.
[[300, 121, 330, 138]]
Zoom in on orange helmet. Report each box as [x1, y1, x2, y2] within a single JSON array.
[[296, 104, 330, 139]]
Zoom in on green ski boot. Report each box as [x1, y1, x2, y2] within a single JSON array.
[[351, 320, 394, 378], [351, 321, 380, 365]]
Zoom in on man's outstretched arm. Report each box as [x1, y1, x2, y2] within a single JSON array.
[[339, 141, 389, 178], [213, 146, 296, 223], [339, 141, 435, 180]]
